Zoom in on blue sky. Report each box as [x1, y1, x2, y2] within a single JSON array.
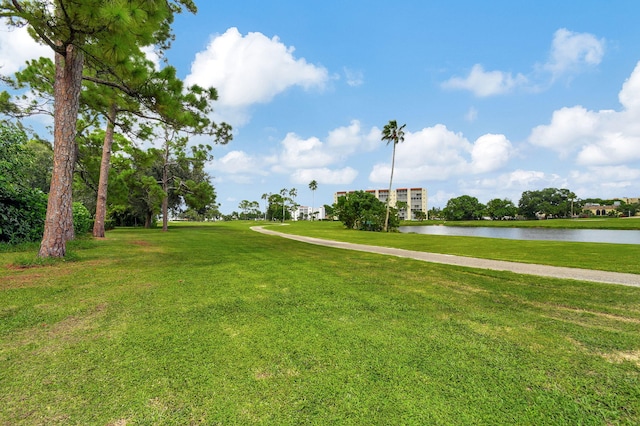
[[2, 1, 640, 213]]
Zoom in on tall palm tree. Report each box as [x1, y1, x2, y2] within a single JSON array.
[[381, 120, 406, 232], [308, 180, 318, 220], [261, 192, 269, 220], [280, 188, 288, 222], [288, 187, 298, 220]]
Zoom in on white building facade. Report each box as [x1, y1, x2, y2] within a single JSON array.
[[292, 205, 326, 221], [334, 188, 428, 220]]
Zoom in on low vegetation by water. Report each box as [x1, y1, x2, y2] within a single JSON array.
[[405, 217, 640, 230], [1, 222, 639, 424]]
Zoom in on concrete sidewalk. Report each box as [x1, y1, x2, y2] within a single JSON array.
[[251, 226, 640, 288]]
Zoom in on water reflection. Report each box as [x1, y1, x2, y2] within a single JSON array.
[[399, 226, 640, 245]]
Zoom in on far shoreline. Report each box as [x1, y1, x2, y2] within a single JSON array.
[[400, 217, 640, 230]]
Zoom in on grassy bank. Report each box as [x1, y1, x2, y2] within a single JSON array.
[[403, 217, 640, 230], [1, 222, 639, 424], [273, 221, 640, 274]]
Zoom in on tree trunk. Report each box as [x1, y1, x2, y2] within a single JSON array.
[[93, 102, 117, 238], [161, 192, 169, 231], [162, 139, 170, 232], [383, 143, 396, 232], [38, 44, 84, 258]]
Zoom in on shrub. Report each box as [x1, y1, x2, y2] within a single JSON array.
[[0, 181, 47, 244], [72, 202, 93, 235], [0, 121, 48, 244], [333, 190, 399, 232]]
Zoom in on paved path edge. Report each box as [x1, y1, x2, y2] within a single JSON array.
[[251, 226, 640, 288]]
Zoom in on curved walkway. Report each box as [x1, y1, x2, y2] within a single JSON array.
[[251, 226, 640, 288]]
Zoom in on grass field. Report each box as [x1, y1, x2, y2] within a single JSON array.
[[274, 220, 640, 274], [1, 221, 639, 424]]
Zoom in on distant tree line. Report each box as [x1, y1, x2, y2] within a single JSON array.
[[440, 188, 639, 221], [229, 188, 301, 222], [324, 186, 639, 234]]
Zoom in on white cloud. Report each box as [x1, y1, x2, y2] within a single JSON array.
[[529, 61, 640, 166], [369, 125, 513, 184], [455, 169, 569, 205], [528, 106, 603, 156], [343, 67, 364, 87], [185, 27, 328, 109], [471, 134, 513, 173], [501, 169, 556, 189], [441, 64, 528, 97], [276, 120, 379, 170], [619, 61, 640, 111], [0, 22, 52, 74], [279, 133, 334, 168], [395, 125, 472, 170], [274, 121, 379, 183], [442, 29, 605, 97], [543, 28, 605, 79], [291, 167, 358, 185], [141, 45, 161, 70], [569, 166, 640, 199], [576, 132, 640, 166], [326, 120, 380, 153], [429, 190, 458, 207], [570, 165, 640, 185], [210, 150, 268, 175], [209, 121, 376, 186]]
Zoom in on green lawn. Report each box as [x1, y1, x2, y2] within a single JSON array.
[[1, 222, 639, 424], [274, 220, 640, 274]]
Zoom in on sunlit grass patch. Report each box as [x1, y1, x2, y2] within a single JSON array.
[[1, 222, 639, 424], [275, 220, 640, 273]]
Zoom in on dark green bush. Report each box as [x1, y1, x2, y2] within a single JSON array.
[[0, 184, 93, 244], [0, 121, 47, 244], [333, 190, 399, 232], [0, 181, 47, 244], [72, 202, 93, 235]]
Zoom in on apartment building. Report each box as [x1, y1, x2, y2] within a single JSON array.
[[292, 205, 326, 221], [334, 188, 428, 220]]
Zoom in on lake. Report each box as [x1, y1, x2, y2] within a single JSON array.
[[398, 226, 640, 245]]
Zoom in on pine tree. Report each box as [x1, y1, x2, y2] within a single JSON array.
[[0, 0, 200, 256]]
